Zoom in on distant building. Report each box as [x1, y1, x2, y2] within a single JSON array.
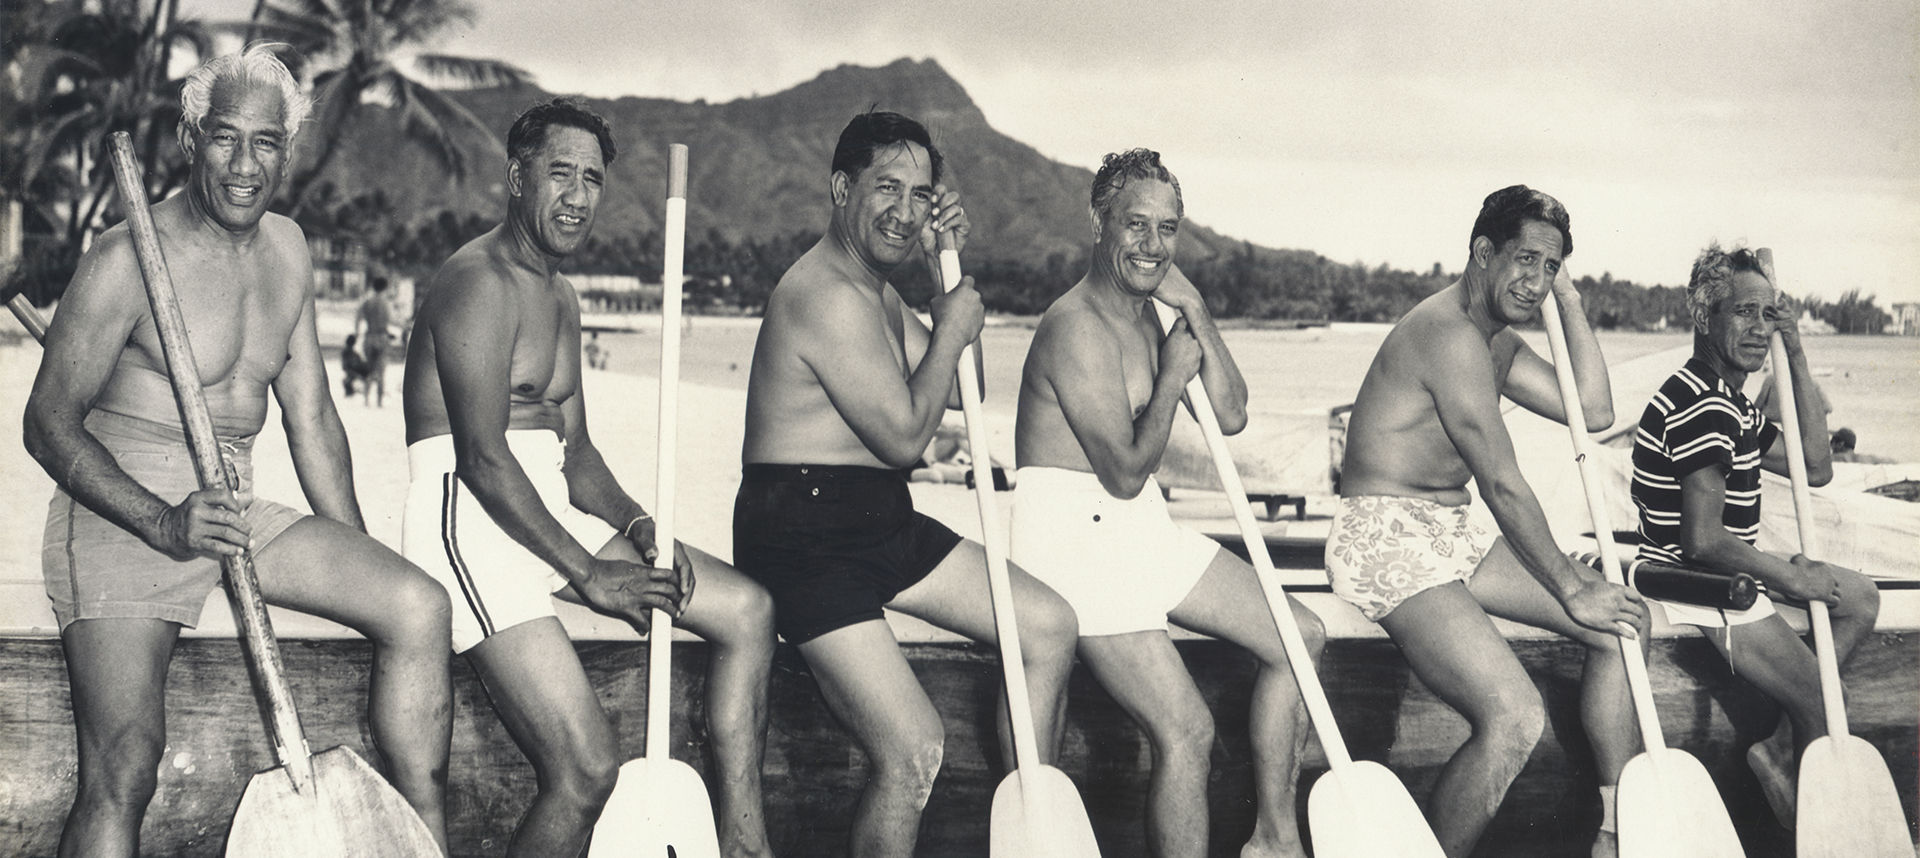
[[1798, 309, 1836, 336], [1892, 302, 1920, 337], [308, 235, 368, 299]]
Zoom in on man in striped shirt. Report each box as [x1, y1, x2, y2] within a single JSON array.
[[1628, 243, 1878, 828]]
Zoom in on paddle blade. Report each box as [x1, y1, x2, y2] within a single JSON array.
[[589, 757, 721, 858], [989, 765, 1101, 858], [1616, 749, 1744, 858], [1797, 735, 1917, 858], [1305, 761, 1446, 858], [225, 746, 439, 857]]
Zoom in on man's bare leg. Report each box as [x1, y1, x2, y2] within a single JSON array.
[[588, 539, 777, 858], [886, 540, 1080, 766], [58, 618, 178, 858], [1079, 632, 1215, 857], [1466, 538, 1646, 858], [1378, 580, 1546, 858], [1701, 614, 1824, 827], [798, 620, 949, 858], [1167, 549, 1322, 858], [466, 618, 620, 857], [254, 516, 454, 850]]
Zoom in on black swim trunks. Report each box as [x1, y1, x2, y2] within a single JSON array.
[[733, 463, 963, 644]]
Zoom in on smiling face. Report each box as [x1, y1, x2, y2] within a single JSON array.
[[1093, 178, 1180, 296], [508, 124, 604, 258], [832, 141, 935, 272], [1476, 219, 1564, 325], [1702, 270, 1779, 375], [182, 79, 290, 234]]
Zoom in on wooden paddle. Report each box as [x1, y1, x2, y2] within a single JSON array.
[[934, 230, 1101, 856], [1753, 248, 1916, 857], [1538, 293, 1744, 857], [105, 133, 439, 854], [588, 144, 722, 858], [1146, 298, 1443, 857]]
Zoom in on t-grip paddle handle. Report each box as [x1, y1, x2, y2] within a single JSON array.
[[1755, 248, 1850, 739], [935, 230, 1046, 775], [1147, 299, 1355, 768], [646, 144, 689, 762], [106, 132, 315, 792], [1539, 295, 1668, 753]]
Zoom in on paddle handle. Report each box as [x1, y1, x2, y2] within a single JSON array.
[[936, 231, 1047, 773], [1539, 296, 1668, 752], [1757, 251, 1849, 739], [646, 144, 688, 762], [8, 295, 46, 343], [107, 133, 314, 791], [1149, 299, 1354, 768]]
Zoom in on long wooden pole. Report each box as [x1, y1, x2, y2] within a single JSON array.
[[647, 144, 688, 763]]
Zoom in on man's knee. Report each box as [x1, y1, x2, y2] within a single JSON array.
[[379, 569, 453, 648], [76, 722, 166, 808], [1016, 588, 1079, 667], [1474, 684, 1546, 759], [1151, 707, 1216, 770], [874, 723, 946, 808], [544, 733, 621, 810], [1834, 569, 1880, 624], [1294, 602, 1327, 659]]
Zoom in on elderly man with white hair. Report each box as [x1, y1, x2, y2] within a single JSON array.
[[23, 44, 454, 854]]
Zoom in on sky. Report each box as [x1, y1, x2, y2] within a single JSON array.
[[186, 0, 1920, 302]]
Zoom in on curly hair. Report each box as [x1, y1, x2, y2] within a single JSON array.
[[831, 110, 942, 184], [1090, 148, 1183, 223], [508, 97, 618, 168], [180, 43, 311, 136], [1470, 184, 1572, 257], [1686, 243, 1775, 327]]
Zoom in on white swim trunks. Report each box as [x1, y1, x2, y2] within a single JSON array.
[[403, 431, 614, 652], [1009, 466, 1221, 637]]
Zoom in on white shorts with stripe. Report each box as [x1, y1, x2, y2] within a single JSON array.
[[402, 431, 614, 653]]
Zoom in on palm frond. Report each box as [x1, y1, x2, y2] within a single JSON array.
[[410, 54, 532, 89]]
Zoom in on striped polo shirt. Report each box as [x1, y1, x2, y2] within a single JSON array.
[[1630, 357, 1780, 565]]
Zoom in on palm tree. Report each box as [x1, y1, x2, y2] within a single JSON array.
[[248, 0, 533, 217]]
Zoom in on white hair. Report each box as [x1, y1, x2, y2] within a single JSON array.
[[180, 43, 311, 137]]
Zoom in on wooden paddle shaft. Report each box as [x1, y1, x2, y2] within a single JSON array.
[[1755, 249, 1851, 738], [936, 231, 1046, 772], [647, 144, 689, 762], [1148, 299, 1356, 767], [2, 201, 43, 342], [8, 295, 47, 343], [106, 132, 315, 791], [1539, 295, 1668, 752]]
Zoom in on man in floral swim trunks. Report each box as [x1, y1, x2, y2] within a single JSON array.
[[1330, 185, 1648, 858]]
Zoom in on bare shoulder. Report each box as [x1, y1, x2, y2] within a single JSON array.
[[1031, 291, 1114, 370], [769, 263, 873, 335], [421, 234, 515, 319]]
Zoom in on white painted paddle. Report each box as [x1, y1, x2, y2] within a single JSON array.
[[1539, 293, 1745, 857], [107, 132, 440, 855], [1148, 298, 1443, 857], [936, 230, 1101, 857], [590, 144, 722, 858], [1754, 248, 1915, 858]]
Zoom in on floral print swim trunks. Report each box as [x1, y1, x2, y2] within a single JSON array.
[[1324, 495, 1493, 621]]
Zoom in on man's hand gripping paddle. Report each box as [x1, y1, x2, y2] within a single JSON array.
[[936, 230, 1102, 857], [1539, 293, 1745, 857], [1754, 248, 1915, 858], [588, 145, 723, 858], [1147, 299, 1444, 858], [106, 133, 439, 855]]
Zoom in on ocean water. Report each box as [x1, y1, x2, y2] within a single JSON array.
[[593, 319, 1920, 463]]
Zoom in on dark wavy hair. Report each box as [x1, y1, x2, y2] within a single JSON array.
[[1470, 184, 1572, 257], [1090, 148, 1183, 222], [832, 110, 942, 184], [508, 97, 617, 167]]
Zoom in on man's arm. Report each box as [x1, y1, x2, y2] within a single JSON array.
[[1502, 268, 1613, 431], [799, 279, 983, 468], [899, 293, 985, 409], [1759, 318, 1832, 485], [1426, 327, 1641, 634], [272, 233, 364, 529], [23, 231, 247, 559], [1042, 311, 1198, 499], [1677, 465, 1841, 605], [430, 271, 677, 624], [1153, 264, 1247, 434]]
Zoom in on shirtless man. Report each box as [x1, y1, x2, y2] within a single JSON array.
[[1329, 185, 1648, 857], [1628, 244, 1878, 827], [354, 275, 393, 406], [23, 45, 452, 854], [1012, 148, 1323, 858], [400, 98, 775, 857], [737, 110, 1078, 857]]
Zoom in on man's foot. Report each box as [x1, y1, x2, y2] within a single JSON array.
[[1590, 828, 1617, 858], [1747, 741, 1797, 830], [1240, 831, 1308, 858]]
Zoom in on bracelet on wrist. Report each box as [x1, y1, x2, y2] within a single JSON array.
[[623, 513, 652, 538]]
